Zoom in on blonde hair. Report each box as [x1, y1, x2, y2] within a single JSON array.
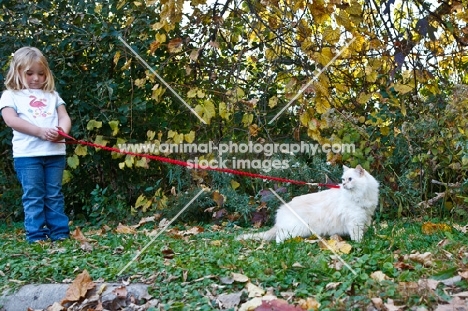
[[4, 47, 55, 92]]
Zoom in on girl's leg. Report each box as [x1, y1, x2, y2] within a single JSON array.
[[13, 157, 49, 242], [43, 155, 69, 241]]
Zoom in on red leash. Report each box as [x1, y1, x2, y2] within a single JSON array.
[[57, 131, 340, 188]]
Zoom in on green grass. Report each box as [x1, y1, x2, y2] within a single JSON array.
[[1, 219, 468, 310]]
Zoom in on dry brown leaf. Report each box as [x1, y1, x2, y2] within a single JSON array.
[[418, 278, 439, 291], [451, 291, 468, 297], [453, 224, 468, 233], [319, 238, 352, 254], [115, 223, 137, 234], [292, 262, 304, 268], [394, 261, 415, 270], [80, 241, 93, 252], [61, 270, 95, 305], [158, 218, 171, 228], [167, 38, 183, 53], [231, 272, 249, 283], [384, 298, 406, 311], [398, 282, 420, 296], [161, 248, 175, 259], [133, 215, 160, 228], [325, 282, 342, 290], [297, 297, 321, 310], [212, 191, 225, 207], [71, 227, 88, 242], [246, 282, 265, 297], [434, 296, 468, 310], [180, 226, 205, 236], [370, 270, 392, 282], [371, 297, 384, 309], [216, 292, 243, 309], [459, 270, 468, 279], [46, 302, 65, 311], [407, 252, 433, 267]]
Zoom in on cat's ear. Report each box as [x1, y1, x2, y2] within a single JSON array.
[[343, 165, 349, 171], [355, 165, 365, 176]]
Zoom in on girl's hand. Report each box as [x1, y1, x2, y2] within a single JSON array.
[[41, 127, 62, 142]]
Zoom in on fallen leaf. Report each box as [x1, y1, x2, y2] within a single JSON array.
[[292, 262, 304, 268], [180, 226, 204, 236], [422, 222, 451, 234], [371, 297, 384, 309], [408, 252, 433, 267], [162, 248, 175, 259], [212, 191, 225, 207], [325, 282, 342, 290], [46, 302, 64, 311], [71, 227, 88, 242], [440, 275, 462, 286], [418, 278, 439, 291], [80, 241, 93, 252], [451, 291, 468, 297], [246, 282, 265, 297], [297, 297, 320, 310], [434, 296, 468, 310], [219, 276, 235, 285], [437, 238, 450, 247], [319, 238, 352, 254], [115, 223, 137, 234], [398, 282, 419, 296], [394, 261, 415, 270], [158, 218, 171, 228], [216, 291, 243, 309], [133, 215, 160, 228], [384, 298, 406, 311], [452, 224, 468, 233], [231, 272, 249, 283], [61, 270, 96, 305], [459, 270, 468, 279], [370, 270, 392, 282]]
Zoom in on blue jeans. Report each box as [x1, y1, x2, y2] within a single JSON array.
[[14, 156, 70, 242]]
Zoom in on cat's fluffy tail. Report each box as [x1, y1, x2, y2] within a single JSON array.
[[236, 226, 277, 241]]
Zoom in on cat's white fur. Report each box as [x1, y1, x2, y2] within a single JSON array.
[[237, 165, 379, 243]]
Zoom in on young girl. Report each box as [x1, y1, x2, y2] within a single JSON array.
[[0, 47, 72, 243]]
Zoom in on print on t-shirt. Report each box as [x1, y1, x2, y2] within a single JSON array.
[[28, 95, 50, 118]]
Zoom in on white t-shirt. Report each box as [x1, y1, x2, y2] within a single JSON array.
[[0, 89, 67, 158]]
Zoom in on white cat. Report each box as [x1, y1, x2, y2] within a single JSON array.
[[237, 165, 379, 243]]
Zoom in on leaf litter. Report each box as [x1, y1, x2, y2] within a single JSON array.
[[9, 218, 468, 310]]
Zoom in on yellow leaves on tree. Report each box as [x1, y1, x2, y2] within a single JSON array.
[[308, 0, 331, 24], [195, 100, 216, 124], [219, 102, 232, 120]]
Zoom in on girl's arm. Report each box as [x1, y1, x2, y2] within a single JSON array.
[[56, 104, 71, 135], [1, 105, 71, 142], [1, 107, 49, 140]]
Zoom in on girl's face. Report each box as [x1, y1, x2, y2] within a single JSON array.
[[21, 62, 46, 89]]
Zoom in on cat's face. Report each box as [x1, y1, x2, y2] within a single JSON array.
[[341, 165, 366, 190]]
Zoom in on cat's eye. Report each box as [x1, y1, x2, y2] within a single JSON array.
[[348, 177, 352, 181]]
